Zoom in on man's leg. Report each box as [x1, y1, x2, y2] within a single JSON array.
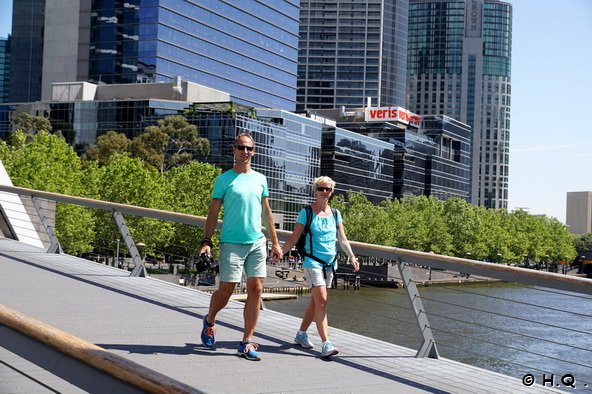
[[207, 281, 237, 323], [242, 276, 264, 342]]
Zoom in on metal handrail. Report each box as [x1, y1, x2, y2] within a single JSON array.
[[2, 183, 592, 362], [1, 183, 589, 296]]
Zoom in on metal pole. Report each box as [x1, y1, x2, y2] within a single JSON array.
[[116, 238, 120, 267]]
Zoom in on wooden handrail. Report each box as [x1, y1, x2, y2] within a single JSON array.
[[0, 304, 201, 394]]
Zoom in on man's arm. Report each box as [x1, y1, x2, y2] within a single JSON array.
[[200, 198, 222, 255], [262, 197, 282, 260]]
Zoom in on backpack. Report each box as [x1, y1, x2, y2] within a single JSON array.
[[296, 205, 339, 274]]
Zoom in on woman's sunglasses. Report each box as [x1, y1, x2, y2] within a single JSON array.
[[316, 187, 333, 192], [235, 145, 254, 152]]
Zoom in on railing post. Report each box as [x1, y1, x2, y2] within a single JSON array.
[[396, 258, 439, 359], [32, 197, 63, 254], [112, 211, 146, 277]]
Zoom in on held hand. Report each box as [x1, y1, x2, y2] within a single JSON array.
[[200, 245, 211, 255], [271, 244, 283, 261], [350, 257, 360, 272]]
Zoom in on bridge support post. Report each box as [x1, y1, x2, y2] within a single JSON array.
[[397, 258, 439, 359], [32, 197, 63, 254], [112, 211, 146, 277]]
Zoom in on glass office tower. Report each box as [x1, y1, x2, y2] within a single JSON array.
[[10, 1, 299, 109], [407, 0, 512, 209], [8, 0, 45, 103], [321, 127, 394, 203], [297, 0, 409, 111], [87, 0, 300, 110], [0, 36, 10, 103]]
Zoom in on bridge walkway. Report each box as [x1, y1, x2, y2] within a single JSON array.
[[0, 239, 559, 393]]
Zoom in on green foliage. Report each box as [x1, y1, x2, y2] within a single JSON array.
[[0, 124, 577, 268], [0, 130, 95, 254], [336, 191, 575, 265], [84, 131, 130, 166], [574, 233, 592, 255], [128, 126, 168, 169], [94, 154, 174, 256], [156, 115, 210, 170], [15, 113, 53, 134], [163, 162, 221, 257]]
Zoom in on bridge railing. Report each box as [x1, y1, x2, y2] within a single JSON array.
[[1, 184, 591, 388]]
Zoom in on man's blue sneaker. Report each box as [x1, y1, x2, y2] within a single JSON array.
[[237, 341, 261, 361], [321, 340, 339, 358], [201, 315, 215, 348]]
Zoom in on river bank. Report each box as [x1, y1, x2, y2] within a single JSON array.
[[151, 262, 508, 294]]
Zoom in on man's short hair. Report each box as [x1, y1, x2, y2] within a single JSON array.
[[234, 133, 255, 146]]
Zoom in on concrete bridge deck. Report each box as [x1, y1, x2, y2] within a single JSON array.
[[0, 239, 559, 393]]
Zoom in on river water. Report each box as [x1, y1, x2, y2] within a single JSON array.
[[265, 283, 592, 390]]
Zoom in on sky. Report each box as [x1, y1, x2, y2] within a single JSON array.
[[0, 0, 590, 223]]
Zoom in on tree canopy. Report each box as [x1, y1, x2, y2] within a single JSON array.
[[0, 114, 578, 266]]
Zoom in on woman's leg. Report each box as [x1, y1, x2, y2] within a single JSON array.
[[310, 285, 329, 342]]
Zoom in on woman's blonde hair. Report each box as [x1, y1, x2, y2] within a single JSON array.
[[313, 176, 335, 189]]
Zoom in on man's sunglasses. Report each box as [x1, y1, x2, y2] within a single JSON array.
[[235, 145, 254, 152], [316, 187, 333, 192]]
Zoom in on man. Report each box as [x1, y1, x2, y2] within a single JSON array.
[[200, 133, 282, 361]]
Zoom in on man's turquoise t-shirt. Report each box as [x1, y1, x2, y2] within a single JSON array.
[[296, 208, 343, 270], [212, 169, 268, 244]]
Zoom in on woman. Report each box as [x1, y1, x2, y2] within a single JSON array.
[[280, 176, 359, 357]]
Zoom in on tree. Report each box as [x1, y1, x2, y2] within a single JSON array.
[[574, 233, 592, 255], [15, 112, 53, 135], [84, 131, 130, 166], [335, 192, 392, 246], [443, 198, 487, 259], [94, 154, 174, 257], [157, 115, 210, 171], [164, 162, 220, 257], [0, 130, 95, 254], [128, 126, 168, 169]]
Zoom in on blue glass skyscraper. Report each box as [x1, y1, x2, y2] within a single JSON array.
[[87, 0, 300, 110], [12, 0, 299, 110], [0, 36, 9, 103]]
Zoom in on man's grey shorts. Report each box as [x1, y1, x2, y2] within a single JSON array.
[[219, 237, 267, 283], [303, 267, 334, 288]]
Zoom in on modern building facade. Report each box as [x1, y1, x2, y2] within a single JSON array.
[[0, 36, 9, 103], [0, 80, 324, 230], [297, 0, 409, 111], [311, 106, 471, 202], [407, 0, 512, 209], [421, 115, 471, 201], [256, 108, 323, 225], [321, 127, 395, 204], [8, 0, 45, 103], [566, 192, 592, 235], [10, 0, 300, 110]]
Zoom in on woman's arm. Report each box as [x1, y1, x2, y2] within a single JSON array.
[[337, 223, 359, 272], [281, 223, 305, 256]]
